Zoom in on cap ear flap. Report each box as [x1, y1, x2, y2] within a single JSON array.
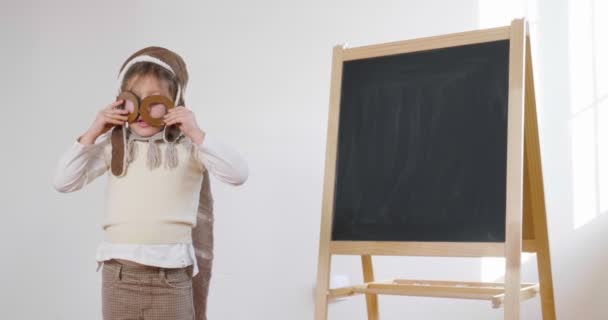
[[111, 125, 128, 176], [164, 84, 184, 143]]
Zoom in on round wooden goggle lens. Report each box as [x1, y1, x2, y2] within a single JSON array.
[[140, 95, 175, 127], [116, 91, 140, 124]]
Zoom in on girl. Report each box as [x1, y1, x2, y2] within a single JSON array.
[[53, 46, 248, 320]]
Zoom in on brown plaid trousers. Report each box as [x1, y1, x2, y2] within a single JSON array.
[[101, 259, 195, 320]]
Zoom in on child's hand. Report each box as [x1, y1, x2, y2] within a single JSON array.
[[163, 106, 206, 144], [81, 100, 129, 144]]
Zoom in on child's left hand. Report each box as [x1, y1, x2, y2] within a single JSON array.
[[163, 106, 206, 144]]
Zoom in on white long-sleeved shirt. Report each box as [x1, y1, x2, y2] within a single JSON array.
[[53, 130, 248, 276]]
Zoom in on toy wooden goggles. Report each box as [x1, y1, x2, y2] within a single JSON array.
[[115, 91, 175, 127]]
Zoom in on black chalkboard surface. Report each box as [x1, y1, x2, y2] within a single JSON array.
[[331, 40, 510, 242]]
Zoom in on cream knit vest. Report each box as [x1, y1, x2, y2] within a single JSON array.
[[101, 131, 204, 244]]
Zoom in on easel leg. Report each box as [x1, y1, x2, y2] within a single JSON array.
[[315, 252, 331, 320], [315, 44, 345, 320], [504, 18, 527, 320], [361, 255, 379, 320], [504, 253, 522, 320], [524, 33, 557, 320], [535, 244, 556, 319]]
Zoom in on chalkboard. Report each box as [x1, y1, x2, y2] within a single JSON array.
[[331, 40, 510, 242]]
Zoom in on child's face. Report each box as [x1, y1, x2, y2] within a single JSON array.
[[125, 74, 173, 137]]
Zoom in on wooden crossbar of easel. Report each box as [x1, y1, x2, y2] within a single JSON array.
[[314, 17, 556, 320], [329, 280, 539, 309]]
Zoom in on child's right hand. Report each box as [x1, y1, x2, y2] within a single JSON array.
[[80, 100, 130, 144]]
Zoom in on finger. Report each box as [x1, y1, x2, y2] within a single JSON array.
[[104, 111, 129, 119], [169, 107, 187, 114], [107, 119, 126, 125], [164, 114, 185, 125], [166, 108, 180, 116], [163, 112, 174, 120], [164, 116, 182, 126], [163, 112, 178, 122], [109, 108, 130, 115], [106, 99, 124, 110], [104, 110, 129, 119], [107, 114, 129, 121], [164, 108, 187, 120]]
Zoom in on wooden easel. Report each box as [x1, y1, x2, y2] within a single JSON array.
[[314, 18, 556, 320]]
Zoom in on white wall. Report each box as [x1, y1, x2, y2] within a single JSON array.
[[1, 0, 605, 319]]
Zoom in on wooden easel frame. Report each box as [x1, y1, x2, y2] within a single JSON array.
[[314, 18, 555, 320]]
